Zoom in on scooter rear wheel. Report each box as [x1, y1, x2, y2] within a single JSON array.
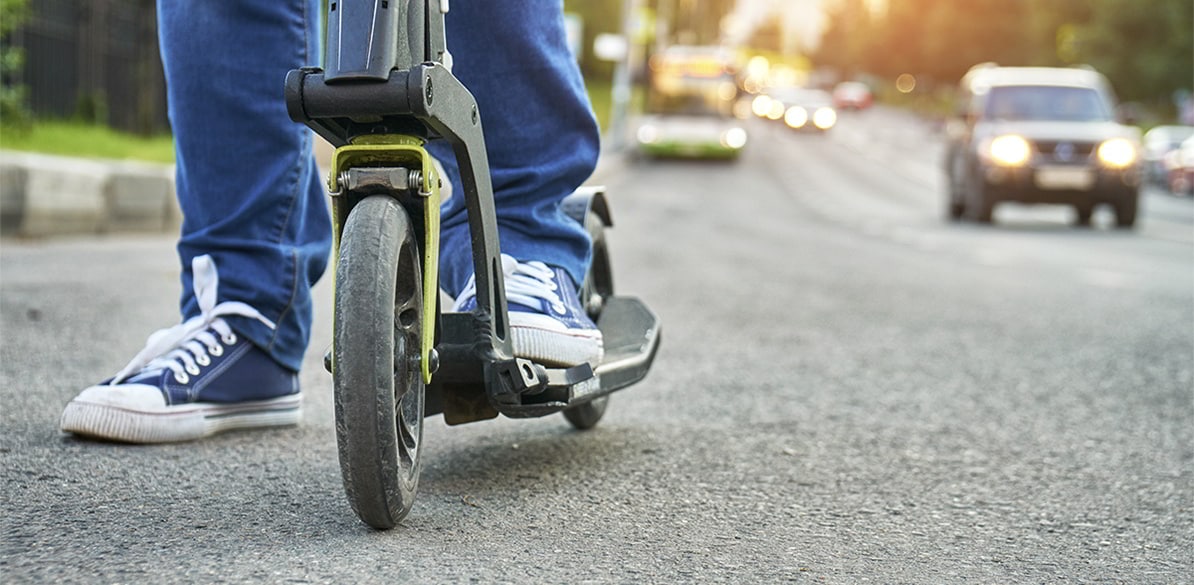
[[563, 210, 613, 430], [334, 195, 424, 529]]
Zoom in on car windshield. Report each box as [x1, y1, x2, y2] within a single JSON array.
[[647, 89, 733, 117], [984, 85, 1112, 122]]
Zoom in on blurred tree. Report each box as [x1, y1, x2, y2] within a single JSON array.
[[672, 0, 735, 45], [1074, 0, 1193, 105], [564, 0, 624, 79], [816, 0, 1190, 114], [0, 0, 31, 132], [812, 0, 872, 80], [1023, 0, 1093, 65], [746, 15, 784, 54], [919, 0, 1032, 82]]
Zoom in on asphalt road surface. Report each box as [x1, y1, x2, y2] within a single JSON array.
[[3, 107, 1191, 583]]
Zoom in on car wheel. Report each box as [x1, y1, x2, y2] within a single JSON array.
[[1114, 191, 1138, 228], [946, 163, 966, 220], [1074, 203, 1093, 227], [965, 172, 995, 223]]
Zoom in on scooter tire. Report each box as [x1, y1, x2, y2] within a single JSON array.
[[334, 195, 425, 529]]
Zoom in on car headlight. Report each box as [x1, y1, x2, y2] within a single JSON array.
[[721, 127, 748, 149], [1097, 138, 1137, 168], [988, 135, 1032, 166], [812, 107, 837, 130], [751, 95, 772, 118], [636, 125, 658, 145], [766, 100, 786, 121], [784, 106, 808, 129]]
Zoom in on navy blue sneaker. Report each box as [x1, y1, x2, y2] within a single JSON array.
[[452, 254, 603, 367], [60, 255, 301, 443]]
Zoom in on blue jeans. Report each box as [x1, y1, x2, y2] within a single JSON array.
[[159, 0, 599, 372]]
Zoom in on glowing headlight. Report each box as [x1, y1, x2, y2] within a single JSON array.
[[751, 95, 772, 118], [766, 100, 786, 121], [784, 106, 808, 129], [1097, 138, 1136, 168], [988, 135, 1032, 166], [721, 127, 748, 149], [636, 125, 659, 145], [812, 107, 837, 130]]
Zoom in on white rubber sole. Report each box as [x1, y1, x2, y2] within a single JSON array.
[[510, 313, 603, 367], [60, 394, 302, 444]]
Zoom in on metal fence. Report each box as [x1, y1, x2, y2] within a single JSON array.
[[10, 0, 168, 134]]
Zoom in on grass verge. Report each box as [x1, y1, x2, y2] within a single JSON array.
[[0, 120, 175, 164]]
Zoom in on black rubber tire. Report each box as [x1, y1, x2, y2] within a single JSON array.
[[965, 172, 995, 224], [1074, 204, 1094, 227], [1114, 193, 1138, 228], [946, 157, 965, 221], [333, 195, 425, 530], [563, 211, 612, 430], [947, 194, 965, 221]]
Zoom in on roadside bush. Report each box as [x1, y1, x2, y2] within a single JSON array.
[[1, 0, 32, 133]]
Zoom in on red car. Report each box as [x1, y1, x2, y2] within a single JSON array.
[[1169, 136, 1194, 196], [832, 81, 873, 110]]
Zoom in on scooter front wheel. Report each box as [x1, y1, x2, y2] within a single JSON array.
[[333, 195, 424, 529]]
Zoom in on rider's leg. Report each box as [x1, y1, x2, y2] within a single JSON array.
[[429, 0, 599, 297], [166, 0, 331, 372], [61, 0, 330, 443], [429, 0, 603, 366]]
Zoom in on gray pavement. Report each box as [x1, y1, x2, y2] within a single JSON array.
[[2, 108, 1192, 583]]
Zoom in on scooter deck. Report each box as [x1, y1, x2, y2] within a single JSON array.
[[428, 294, 661, 423]]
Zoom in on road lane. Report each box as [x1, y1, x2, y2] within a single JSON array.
[[2, 107, 1191, 583]]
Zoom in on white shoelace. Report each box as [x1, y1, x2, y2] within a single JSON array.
[[452, 254, 566, 315], [109, 255, 276, 385]]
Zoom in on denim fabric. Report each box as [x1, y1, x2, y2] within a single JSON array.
[[158, 0, 598, 373], [427, 1, 601, 297], [159, 0, 331, 372]]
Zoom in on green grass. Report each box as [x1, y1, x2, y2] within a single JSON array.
[[0, 78, 625, 163], [586, 77, 614, 131], [0, 120, 175, 164]]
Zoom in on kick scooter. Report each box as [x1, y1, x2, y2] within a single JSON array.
[[285, 0, 661, 529]]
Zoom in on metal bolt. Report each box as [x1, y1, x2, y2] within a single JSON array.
[[425, 77, 434, 105]]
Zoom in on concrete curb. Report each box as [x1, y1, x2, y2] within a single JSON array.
[[0, 150, 179, 238], [0, 145, 627, 238]]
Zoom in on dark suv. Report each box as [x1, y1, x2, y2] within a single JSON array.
[[944, 65, 1141, 227]]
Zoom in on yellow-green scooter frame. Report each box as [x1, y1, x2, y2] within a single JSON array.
[[327, 135, 441, 383]]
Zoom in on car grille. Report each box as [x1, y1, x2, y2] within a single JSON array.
[[1033, 140, 1097, 164]]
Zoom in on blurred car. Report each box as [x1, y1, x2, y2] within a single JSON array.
[[635, 112, 748, 160], [1142, 125, 1194, 187], [832, 81, 873, 110], [767, 87, 838, 133], [635, 45, 747, 160], [944, 64, 1142, 227], [1168, 135, 1194, 196]]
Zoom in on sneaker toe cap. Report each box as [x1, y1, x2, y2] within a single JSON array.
[[73, 383, 168, 411]]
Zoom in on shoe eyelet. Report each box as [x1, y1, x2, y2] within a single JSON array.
[[222, 333, 237, 345], [186, 363, 200, 375], [195, 354, 211, 366], [174, 372, 190, 384], [208, 344, 224, 357]]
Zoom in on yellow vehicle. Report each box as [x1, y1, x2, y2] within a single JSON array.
[[634, 46, 747, 160]]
